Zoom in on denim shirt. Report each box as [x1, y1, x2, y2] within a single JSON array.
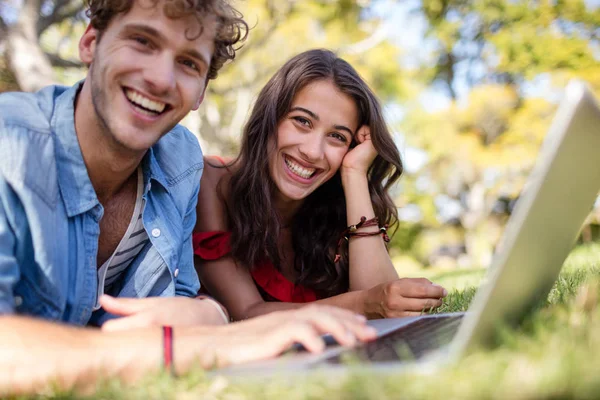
[[0, 83, 203, 325]]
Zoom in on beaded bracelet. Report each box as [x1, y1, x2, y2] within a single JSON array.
[[334, 216, 390, 263]]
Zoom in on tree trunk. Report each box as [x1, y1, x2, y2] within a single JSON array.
[[5, 0, 57, 92]]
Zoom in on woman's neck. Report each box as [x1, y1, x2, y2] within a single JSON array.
[[273, 194, 303, 228]]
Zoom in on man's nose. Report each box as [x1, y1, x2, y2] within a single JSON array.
[[298, 133, 325, 162], [143, 53, 176, 94]]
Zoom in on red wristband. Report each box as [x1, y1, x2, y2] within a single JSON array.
[[163, 326, 174, 375]]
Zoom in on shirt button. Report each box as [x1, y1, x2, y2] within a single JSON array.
[[174, 268, 179, 278], [151, 228, 161, 238], [14, 296, 23, 307]]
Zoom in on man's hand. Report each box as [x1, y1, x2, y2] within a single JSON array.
[[100, 295, 228, 332], [178, 304, 378, 369], [363, 278, 448, 319]]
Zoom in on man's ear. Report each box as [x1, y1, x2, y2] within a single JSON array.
[[192, 83, 209, 110], [79, 24, 99, 65]]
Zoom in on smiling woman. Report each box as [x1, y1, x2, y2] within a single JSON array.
[[193, 49, 449, 321]]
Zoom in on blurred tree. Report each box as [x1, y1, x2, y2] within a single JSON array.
[[398, 0, 600, 267], [418, 0, 600, 98], [194, 0, 406, 154], [0, 0, 406, 155], [0, 0, 86, 92]]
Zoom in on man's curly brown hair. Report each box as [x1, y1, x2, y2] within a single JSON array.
[[86, 0, 248, 80]]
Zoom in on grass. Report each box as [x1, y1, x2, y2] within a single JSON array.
[[21, 242, 600, 399]]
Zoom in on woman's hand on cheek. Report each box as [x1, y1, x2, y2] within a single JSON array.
[[341, 126, 378, 175]]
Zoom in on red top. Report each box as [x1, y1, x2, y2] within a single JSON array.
[[193, 231, 318, 303]]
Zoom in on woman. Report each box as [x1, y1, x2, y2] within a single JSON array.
[[193, 49, 447, 321]]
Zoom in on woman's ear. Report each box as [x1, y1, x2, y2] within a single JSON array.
[[79, 25, 99, 66]]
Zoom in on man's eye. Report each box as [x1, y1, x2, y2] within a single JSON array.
[[132, 36, 150, 46], [181, 59, 199, 71]]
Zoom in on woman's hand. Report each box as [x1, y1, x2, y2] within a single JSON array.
[[362, 278, 448, 319], [341, 126, 378, 175]]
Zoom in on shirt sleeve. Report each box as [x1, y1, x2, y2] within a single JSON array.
[[0, 175, 20, 315], [174, 173, 201, 297]]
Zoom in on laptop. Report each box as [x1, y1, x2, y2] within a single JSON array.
[[221, 80, 600, 375]]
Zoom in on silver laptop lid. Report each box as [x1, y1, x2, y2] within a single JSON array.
[[450, 80, 600, 357]]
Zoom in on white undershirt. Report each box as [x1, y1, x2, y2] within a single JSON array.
[[94, 168, 148, 310]]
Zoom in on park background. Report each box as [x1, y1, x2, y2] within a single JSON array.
[[1, 0, 599, 274], [2, 1, 600, 398]]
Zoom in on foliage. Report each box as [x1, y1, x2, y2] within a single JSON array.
[[389, 0, 600, 266]]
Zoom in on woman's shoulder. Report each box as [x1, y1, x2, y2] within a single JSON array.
[[200, 155, 236, 193], [196, 155, 235, 231]]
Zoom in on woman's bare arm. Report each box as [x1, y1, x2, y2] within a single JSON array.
[[341, 128, 399, 291]]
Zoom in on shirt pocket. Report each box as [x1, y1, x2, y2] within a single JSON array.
[[13, 264, 62, 319], [118, 244, 174, 298]]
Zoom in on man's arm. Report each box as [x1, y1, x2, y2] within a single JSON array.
[[0, 306, 376, 395], [0, 316, 162, 395], [0, 176, 23, 315]]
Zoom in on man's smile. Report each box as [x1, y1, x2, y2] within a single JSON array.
[[124, 88, 170, 116]]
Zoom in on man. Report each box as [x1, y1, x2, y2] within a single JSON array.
[[0, 0, 376, 394]]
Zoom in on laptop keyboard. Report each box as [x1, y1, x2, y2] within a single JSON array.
[[325, 315, 463, 364]]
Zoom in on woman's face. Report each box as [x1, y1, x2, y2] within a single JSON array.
[[269, 79, 359, 205]]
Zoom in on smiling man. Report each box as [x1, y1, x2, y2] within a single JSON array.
[[0, 0, 376, 394]]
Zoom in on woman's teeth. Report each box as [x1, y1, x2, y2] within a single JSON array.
[[285, 156, 316, 179]]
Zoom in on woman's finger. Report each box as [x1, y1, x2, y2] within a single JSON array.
[[355, 125, 371, 144]]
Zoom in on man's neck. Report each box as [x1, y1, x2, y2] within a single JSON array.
[[74, 81, 145, 204]]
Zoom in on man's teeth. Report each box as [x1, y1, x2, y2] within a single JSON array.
[[285, 156, 315, 179], [125, 89, 166, 113]]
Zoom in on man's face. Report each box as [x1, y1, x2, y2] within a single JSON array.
[[79, 0, 215, 153]]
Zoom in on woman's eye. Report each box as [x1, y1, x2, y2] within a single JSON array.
[[331, 132, 348, 143], [293, 116, 311, 127]]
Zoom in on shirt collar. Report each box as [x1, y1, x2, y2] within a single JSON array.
[[52, 82, 100, 217], [141, 146, 171, 195]]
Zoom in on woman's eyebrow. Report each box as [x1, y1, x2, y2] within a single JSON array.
[[290, 106, 319, 120], [334, 125, 354, 137]]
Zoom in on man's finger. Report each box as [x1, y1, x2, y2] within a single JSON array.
[[101, 313, 154, 332], [283, 322, 326, 353], [297, 305, 376, 343], [99, 295, 154, 316]]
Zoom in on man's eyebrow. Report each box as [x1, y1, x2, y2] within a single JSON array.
[[182, 48, 210, 69], [124, 23, 164, 41], [290, 106, 354, 136], [124, 24, 210, 68]]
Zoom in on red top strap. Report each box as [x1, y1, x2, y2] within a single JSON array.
[[193, 231, 317, 303]]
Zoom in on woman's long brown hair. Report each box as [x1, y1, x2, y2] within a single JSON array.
[[227, 49, 403, 297]]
